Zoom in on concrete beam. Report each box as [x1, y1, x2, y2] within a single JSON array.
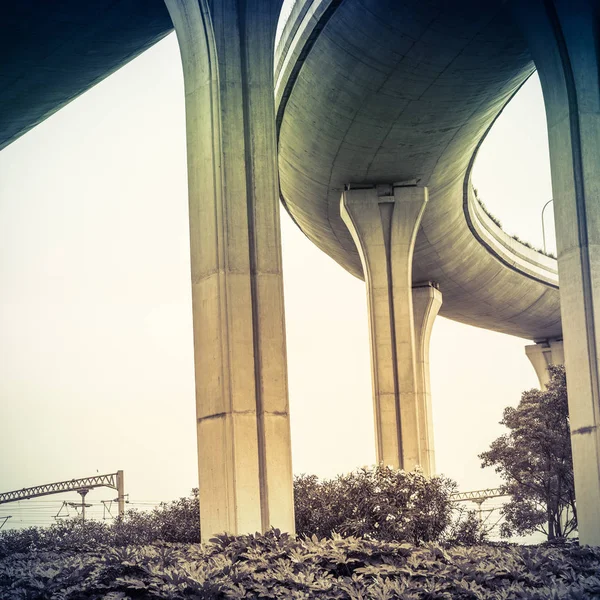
[[341, 184, 428, 471], [512, 0, 600, 545], [413, 282, 442, 475], [525, 339, 564, 389], [166, 0, 294, 541]]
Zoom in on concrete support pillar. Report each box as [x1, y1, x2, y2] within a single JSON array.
[[341, 184, 428, 471], [413, 283, 442, 475], [511, 0, 600, 544], [525, 339, 565, 389], [166, 0, 294, 541]]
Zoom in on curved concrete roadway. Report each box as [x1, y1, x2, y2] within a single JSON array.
[[0, 0, 561, 341], [276, 0, 561, 341]]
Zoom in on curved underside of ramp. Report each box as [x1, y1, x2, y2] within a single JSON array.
[[0, 0, 173, 151], [277, 0, 561, 340]]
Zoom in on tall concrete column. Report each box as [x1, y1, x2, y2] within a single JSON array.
[[341, 184, 428, 471], [166, 0, 294, 541], [525, 339, 564, 389], [512, 0, 600, 544], [413, 283, 442, 475]]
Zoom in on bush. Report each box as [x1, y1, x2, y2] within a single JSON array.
[[0, 489, 200, 558], [1, 469, 487, 557], [111, 488, 200, 546], [444, 507, 488, 546], [1, 530, 599, 599], [294, 465, 457, 543]]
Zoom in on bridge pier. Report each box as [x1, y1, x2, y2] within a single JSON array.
[[413, 283, 442, 475], [512, 0, 600, 544], [341, 185, 439, 473], [166, 0, 294, 541], [525, 339, 564, 389]]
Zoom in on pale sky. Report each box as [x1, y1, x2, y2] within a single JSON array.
[[0, 26, 553, 529]]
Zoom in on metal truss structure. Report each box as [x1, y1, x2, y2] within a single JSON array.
[[450, 488, 507, 502], [0, 471, 125, 517]]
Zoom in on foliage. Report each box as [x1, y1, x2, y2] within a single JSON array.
[[1, 530, 600, 599], [443, 507, 489, 546], [294, 465, 457, 544], [473, 187, 556, 258], [0, 490, 200, 559], [509, 234, 556, 259], [112, 488, 200, 546], [2, 468, 488, 560], [475, 194, 503, 229], [480, 365, 576, 540]]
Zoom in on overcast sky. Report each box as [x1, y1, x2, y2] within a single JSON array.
[[0, 22, 554, 531]]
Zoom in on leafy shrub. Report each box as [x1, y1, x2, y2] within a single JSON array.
[[0, 490, 200, 559], [111, 488, 200, 546], [294, 465, 457, 543], [0, 520, 112, 557], [444, 507, 488, 546], [1, 530, 599, 599], [2, 470, 488, 558]]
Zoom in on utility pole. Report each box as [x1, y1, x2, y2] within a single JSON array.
[[472, 498, 486, 523], [116, 470, 125, 517], [76, 489, 91, 523]]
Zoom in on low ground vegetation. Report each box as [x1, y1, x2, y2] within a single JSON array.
[[0, 467, 482, 558], [0, 491, 201, 558], [472, 188, 556, 259], [3, 466, 595, 598], [1, 530, 600, 599]]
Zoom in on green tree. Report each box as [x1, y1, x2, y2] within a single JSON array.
[[480, 365, 576, 539]]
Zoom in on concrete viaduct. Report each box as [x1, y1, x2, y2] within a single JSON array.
[[2, 0, 599, 544]]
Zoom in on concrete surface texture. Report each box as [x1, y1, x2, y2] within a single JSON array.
[[341, 185, 429, 473], [525, 339, 565, 389], [412, 283, 442, 476], [276, 0, 561, 341], [511, 0, 600, 546], [0, 1, 173, 151], [166, 0, 294, 541]]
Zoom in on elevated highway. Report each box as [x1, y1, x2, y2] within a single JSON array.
[[0, 1, 172, 151], [2, 0, 600, 543], [0, 0, 560, 342], [275, 0, 560, 341]]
